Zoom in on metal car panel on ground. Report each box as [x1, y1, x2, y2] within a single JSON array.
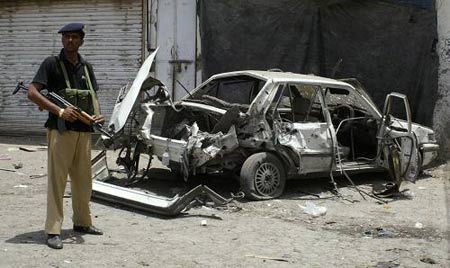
[[90, 150, 231, 216]]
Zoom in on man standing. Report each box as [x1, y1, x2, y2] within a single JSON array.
[[28, 23, 104, 249]]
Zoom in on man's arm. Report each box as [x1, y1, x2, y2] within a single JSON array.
[[27, 82, 79, 122]]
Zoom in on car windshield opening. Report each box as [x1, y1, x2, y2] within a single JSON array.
[[190, 75, 266, 105]]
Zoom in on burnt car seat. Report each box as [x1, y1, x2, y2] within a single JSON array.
[[292, 94, 311, 122]]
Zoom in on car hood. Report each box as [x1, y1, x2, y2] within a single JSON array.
[[108, 49, 159, 135]]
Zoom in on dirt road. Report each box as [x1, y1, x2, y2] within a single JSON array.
[[0, 136, 448, 268]]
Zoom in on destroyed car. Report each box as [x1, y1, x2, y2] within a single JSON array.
[[102, 50, 439, 200]]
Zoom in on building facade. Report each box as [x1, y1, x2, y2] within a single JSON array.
[[0, 0, 199, 135], [434, 0, 450, 158]]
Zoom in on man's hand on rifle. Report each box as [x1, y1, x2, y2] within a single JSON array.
[[60, 106, 81, 123], [92, 115, 105, 125]]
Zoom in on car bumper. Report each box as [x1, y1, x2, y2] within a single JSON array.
[[421, 143, 439, 166]]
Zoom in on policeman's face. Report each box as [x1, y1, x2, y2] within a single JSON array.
[[62, 32, 83, 52]]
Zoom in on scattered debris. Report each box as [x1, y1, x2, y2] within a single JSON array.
[[414, 222, 424, 229], [420, 257, 437, 264], [137, 260, 150, 266], [102, 242, 119, 246], [401, 190, 415, 199], [19, 146, 47, 152], [0, 168, 16, 173], [363, 231, 373, 239], [299, 201, 327, 217], [200, 220, 207, 226], [364, 227, 395, 239], [245, 254, 289, 262], [385, 248, 409, 253], [376, 227, 394, 238], [29, 174, 46, 179], [13, 162, 23, 169], [13, 184, 28, 188], [373, 260, 400, 268]]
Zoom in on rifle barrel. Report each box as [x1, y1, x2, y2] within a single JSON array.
[[48, 92, 71, 108]]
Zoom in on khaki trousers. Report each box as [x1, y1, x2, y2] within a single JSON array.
[[45, 129, 93, 234]]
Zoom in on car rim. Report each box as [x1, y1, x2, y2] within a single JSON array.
[[254, 163, 281, 195]]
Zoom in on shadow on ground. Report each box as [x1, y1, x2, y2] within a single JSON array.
[[5, 229, 87, 245]]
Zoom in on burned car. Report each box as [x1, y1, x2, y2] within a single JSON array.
[[102, 51, 439, 201]]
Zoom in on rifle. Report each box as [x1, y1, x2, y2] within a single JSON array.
[[13, 82, 112, 138]]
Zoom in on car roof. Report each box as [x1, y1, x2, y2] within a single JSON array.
[[209, 70, 353, 89]]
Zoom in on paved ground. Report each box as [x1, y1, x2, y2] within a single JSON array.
[[0, 135, 449, 268]]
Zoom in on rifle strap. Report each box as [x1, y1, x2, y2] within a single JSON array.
[[83, 65, 100, 116], [57, 58, 72, 89]]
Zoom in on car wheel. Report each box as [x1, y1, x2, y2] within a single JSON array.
[[240, 152, 286, 200]]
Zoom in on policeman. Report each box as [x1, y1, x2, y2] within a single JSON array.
[[28, 23, 105, 249]]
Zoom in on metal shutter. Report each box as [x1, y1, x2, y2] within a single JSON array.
[[0, 0, 143, 135]]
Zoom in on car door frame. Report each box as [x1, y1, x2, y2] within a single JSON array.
[[376, 92, 420, 184], [270, 82, 335, 175]]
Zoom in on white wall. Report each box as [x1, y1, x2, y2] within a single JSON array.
[[433, 0, 450, 159]]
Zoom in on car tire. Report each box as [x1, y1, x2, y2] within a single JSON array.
[[240, 152, 286, 200]]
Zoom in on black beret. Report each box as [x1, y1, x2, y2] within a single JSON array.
[[58, 23, 85, 38]]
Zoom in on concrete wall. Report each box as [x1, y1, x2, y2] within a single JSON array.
[[433, 0, 450, 159]]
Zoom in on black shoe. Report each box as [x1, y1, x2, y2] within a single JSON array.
[[373, 183, 400, 198], [73, 225, 103, 235], [47, 234, 63, 249]]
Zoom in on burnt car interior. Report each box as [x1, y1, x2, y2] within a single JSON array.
[[271, 84, 326, 124], [145, 75, 268, 140], [325, 87, 378, 161], [268, 83, 379, 164], [189, 75, 265, 110], [147, 105, 222, 139]]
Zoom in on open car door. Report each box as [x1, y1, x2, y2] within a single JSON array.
[[376, 93, 420, 186]]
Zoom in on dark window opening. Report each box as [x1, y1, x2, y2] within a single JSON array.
[[190, 75, 265, 105]]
